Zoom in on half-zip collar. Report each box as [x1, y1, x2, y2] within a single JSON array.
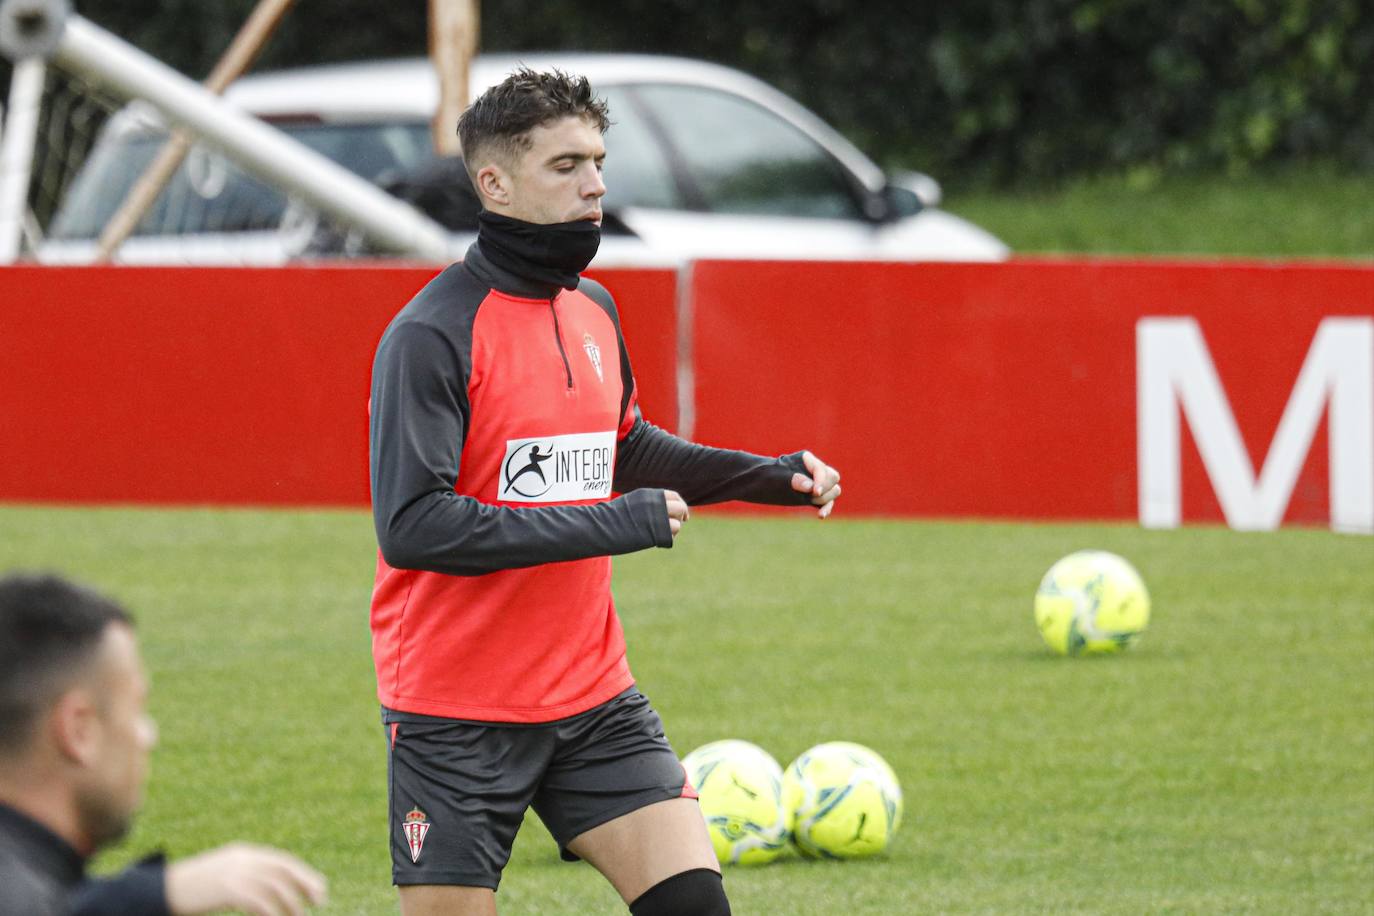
[[462, 240, 577, 390], [549, 299, 575, 390]]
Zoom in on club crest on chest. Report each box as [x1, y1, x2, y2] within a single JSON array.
[[583, 333, 603, 383]]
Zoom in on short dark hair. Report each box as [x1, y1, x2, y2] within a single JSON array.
[[0, 573, 133, 756], [457, 66, 610, 183]]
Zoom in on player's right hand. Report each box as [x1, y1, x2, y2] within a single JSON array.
[[664, 489, 690, 539], [164, 842, 327, 916]]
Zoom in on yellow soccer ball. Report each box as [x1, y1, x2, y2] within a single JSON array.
[[782, 741, 903, 859], [681, 739, 789, 866], [1034, 550, 1151, 656]]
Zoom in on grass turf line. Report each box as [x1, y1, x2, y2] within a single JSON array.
[[1, 505, 1370, 914]]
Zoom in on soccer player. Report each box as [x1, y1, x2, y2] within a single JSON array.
[[0, 572, 327, 916], [368, 67, 841, 916]]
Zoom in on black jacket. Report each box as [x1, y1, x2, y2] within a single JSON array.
[[0, 803, 168, 916]]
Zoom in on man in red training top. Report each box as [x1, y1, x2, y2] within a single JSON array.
[[368, 67, 841, 916]]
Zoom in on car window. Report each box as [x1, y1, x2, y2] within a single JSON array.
[[597, 87, 681, 212], [50, 121, 434, 239], [631, 84, 862, 220]]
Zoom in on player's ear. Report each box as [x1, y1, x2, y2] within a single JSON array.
[[49, 687, 102, 767], [476, 162, 511, 208]]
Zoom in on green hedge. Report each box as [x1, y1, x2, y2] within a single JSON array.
[[20, 0, 1373, 185], [473, 0, 1374, 183]]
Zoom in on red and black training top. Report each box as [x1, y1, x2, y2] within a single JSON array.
[[368, 240, 810, 723]]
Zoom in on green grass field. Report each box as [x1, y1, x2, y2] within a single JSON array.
[[1, 505, 1371, 914], [949, 164, 1374, 260]]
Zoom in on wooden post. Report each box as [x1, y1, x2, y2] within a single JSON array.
[[95, 0, 296, 262], [429, 0, 478, 157]]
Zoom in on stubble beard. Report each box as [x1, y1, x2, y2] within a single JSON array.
[[75, 784, 136, 852]]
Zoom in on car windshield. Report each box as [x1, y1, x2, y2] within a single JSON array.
[[597, 86, 682, 212], [50, 121, 435, 239]]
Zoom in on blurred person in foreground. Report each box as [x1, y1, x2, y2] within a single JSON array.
[[0, 572, 327, 916], [368, 67, 841, 915]]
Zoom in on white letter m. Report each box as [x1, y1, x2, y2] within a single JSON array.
[[1138, 317, 1373, 532]]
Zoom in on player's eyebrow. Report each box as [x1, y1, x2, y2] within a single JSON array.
[[545, 149, 606, 166]]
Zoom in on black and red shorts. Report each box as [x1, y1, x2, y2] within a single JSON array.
[[383, 687, 696, 889]]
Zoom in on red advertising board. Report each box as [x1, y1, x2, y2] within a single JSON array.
[[0, 264, 678, 506], [687, 258, 1374, 527], [3, 259, 1370, 526]]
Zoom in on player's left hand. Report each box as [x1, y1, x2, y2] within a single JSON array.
[[165, 843, 328, 915], [791, 451, 841, 518]]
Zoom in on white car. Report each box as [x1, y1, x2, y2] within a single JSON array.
[[43, 54, 1009, 266]]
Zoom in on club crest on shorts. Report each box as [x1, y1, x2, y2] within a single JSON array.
[[583, 333, 603, 382], [402, 807, 431, 863]]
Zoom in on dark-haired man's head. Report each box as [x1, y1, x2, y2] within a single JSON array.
[[457, 67, 610, 225], [0, 573, 156, 853]]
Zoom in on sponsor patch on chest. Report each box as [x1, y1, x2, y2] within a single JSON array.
[[498, 431, 616, 502]]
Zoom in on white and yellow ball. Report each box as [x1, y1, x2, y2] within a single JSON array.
[[681, 739, 790, 866], [1034, 549, 1151, 656], [782, 741, 902, 859]]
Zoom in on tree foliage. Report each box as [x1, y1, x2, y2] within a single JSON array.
[[3, 0, 1369, 185]]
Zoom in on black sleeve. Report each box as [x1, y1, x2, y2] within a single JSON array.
[[614, 415, 814, 507], [69, 858, 169, 916], [370, 320, 673, 577]]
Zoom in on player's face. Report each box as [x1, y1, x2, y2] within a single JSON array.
[[505, 115, 606, 226], [74, 623, 157, 850]]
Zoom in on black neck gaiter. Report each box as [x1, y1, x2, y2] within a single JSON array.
[[477, 210, 602, 292]]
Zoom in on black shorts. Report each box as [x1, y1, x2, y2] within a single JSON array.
[[383, 687, 695, 889]]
